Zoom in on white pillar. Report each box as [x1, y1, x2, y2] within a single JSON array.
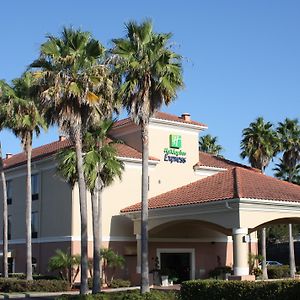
[[136, 234, 141, 274], [232, 228, 249, 276]]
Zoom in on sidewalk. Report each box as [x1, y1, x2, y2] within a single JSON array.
[[0, 290, 79, 299], [0, 285, 180, 299], [0, 286, 140, 299]]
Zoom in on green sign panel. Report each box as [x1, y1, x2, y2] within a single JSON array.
[[169, 134, 182, 149]]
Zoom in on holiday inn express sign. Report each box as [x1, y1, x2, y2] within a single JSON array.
[[163, 134, 187, 163]]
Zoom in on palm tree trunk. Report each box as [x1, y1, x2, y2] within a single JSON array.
[[261, 227, 268, 280], [74, 130, 88, 294], [91, 174, 102, 294], [98, 176, 103, 290], [0, 142, 8, 278], [289, 223, 296, 278], [140, 122, 149, 294], [25, 134, 33, 280]]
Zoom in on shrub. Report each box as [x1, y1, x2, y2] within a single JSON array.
[[267, 265, 290, 279], [208, 266, 232, 279], [0, 278, 70, 292], [180, 280, 300, 300], [33, 274, 60, 280], [57, 290, 178, 300], [48, 249, 80, 288], [109, 279, 131, 288]]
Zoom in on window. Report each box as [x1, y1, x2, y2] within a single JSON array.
[[31, 211, 38, 238], [8, 215, 11, 240], [6, 180, 12, 205], [31, 174, 39, 200]]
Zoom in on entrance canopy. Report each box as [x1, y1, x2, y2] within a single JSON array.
[[122, 166, 300, 278]]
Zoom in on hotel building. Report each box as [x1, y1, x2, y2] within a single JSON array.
[[1, 112, 300, 283]]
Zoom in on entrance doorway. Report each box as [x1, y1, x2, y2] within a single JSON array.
[[157, 248, 195, 283], [160, 253, 190, 282]]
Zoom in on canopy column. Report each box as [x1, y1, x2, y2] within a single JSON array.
[[232, 228, 249, 276], [136, 234, 141, 274]]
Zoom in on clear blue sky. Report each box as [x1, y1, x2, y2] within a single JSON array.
[[0, 1, 299, 174]]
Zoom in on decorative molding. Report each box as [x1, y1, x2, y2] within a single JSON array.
[[117, 156, 159, 166], [3, 235, 136, 245], [149, 237, 232, 243], [149, 118, 207, 132], [232, 228, 248, 235]]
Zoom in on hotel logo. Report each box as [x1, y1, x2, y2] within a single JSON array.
[[169, 134, 182, 149]]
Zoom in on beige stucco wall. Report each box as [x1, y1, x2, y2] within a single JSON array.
[[0, 158, 72, 241], [147, 122, 205, 196], [71, 161, 143, 239], [239, 200, 300, 230], [70, 118, 208, 241]]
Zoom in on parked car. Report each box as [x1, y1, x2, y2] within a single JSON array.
[[258, 261, 283, 268]]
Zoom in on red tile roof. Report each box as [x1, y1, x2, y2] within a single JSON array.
[[4, 138, 159, 170], [196, 152, 260, 172], [113, 112, 207, 128], [121, 167, 300, 213]]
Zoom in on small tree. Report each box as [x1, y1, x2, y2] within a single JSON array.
[[48, 249, 80, 288], [100, 248, 125, 285]]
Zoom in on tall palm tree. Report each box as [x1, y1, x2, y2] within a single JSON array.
[[0, 142, 8, 278], [241, 117, 278, 173], [240, 117, 278, 280], [57, 120, 123, 294], [84, 120, 123, 294], [112, 20, 184, 293], [0, 87, 11, 278], [276, 118, 300, 278], [277, 118, 300, 181], [31, 27, 116, 294], [199, 134, 223, 156], [0, 73, 46, 280], [274, 159, 300, 184]]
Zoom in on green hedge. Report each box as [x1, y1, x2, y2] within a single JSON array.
[[180, 280, 300, 300], [0, 278, 70, 292], [267, 265, 290, 279], [109, 279, 131, 288], [57, 290, 178, 300]]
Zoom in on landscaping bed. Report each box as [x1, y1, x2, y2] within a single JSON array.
[[180, 279, 300, 300], [57, 290, 178, 300], [0, 278, 70, 293]]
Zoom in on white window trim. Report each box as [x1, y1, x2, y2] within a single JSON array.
[[156, 248, 195, 280]]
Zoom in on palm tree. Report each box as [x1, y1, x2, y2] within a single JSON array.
[[241, 117, 278, 173], [274, 159, 300, 184], [0, 73, 46, 280], [100, 248, 125, 285], [112, 20, 184, 293], [277, 118, 300, 172], [240, 117, 278, 280], [57, 120, 123, 293], [276, 118, 300, 278], [48, 249, 81, 288], [0, 142, 8, 278], [0, 88, 11, 278], [31, 27, 116, 294], [199, 134, 223, 156], [84, 121, 123, 293]]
